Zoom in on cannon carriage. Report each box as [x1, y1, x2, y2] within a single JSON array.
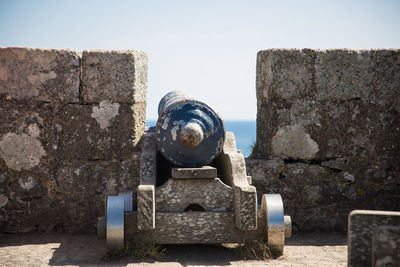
[[98, 91, 292, 255]]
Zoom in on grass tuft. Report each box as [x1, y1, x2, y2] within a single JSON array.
[[227, 238, 282, 260], [232, 240, 271, 260], [103, 239, 166, 261]]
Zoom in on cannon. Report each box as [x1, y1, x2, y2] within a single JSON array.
[[156, 91, 225, 167], [98, 91, 292, 255]]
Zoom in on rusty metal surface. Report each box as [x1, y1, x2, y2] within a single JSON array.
[[156, 91, 225, 167], [179, 121, 204, 148]]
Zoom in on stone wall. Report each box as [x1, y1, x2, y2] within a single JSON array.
[[0, 47, 148, 233], [247, 49, 400, 232]]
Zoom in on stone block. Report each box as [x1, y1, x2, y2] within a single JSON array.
[[371, 49, 400, 111], [256, 49, 315, 102], [54, 102, 145, 160], [0, 100, 57, 233], [155, 178, 233, 212], [171, 166, 217, 179], [246, 160, 396, 232], [348, 210, 400, 267], [137, 184, 155, 230], [125, 211, 266, 244], [0, 156, 139, 234], [223, 131, 237, 151], [50, 159, 140, 233], [81, 50, 148, 104], [315, 49, 374, 101], [0, 47, 80, 102], [256, 90, 400, 162], [267, 99, 400, 162], [0, 100, 54, 171], [245, 158, 284, 198], [0, 167, 55, 234], [234, 185, 257, 230], [139, 129, 157, 186], [254, 48, 400, 163], [372, 225, 400, 267]]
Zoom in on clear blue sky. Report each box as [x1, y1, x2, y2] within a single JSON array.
[[1, 0, 399, 120]]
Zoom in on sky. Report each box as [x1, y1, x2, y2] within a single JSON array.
[[0, 0, 399, 120]]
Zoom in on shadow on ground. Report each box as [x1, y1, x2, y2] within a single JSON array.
[[285, 232, 347, 246], [0, 233, 241, 266], [0, 232, 347, 266]]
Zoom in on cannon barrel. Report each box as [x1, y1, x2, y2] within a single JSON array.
[[156, 91, 225, 167]]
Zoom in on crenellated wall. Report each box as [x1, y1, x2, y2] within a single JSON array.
[[247, 49, 400, 232], [0, 47, 147, 233], [1, 47, 399, 234]]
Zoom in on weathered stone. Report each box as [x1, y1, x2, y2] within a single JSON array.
[[97, 216, 106, 238], [2, 134, 141, 233], [247, 161, 390, 232], [139, 129, 156, 187], [256, 49, 315, 102], [254, 48, 400, 163], [320, 158, 347, 171], [137, 185, 155, 230], [12, 174, 45, 199], [0, 47, 148, 234], [223, 131, 238, 151], [119, 154, 141, 190], [216, 132, 258, 230], [245, 158, 285, 197], [0, 194, 8, 209], [372, 49, 400, 111], [50, 159, 139, 233], [372, 225, 400, 267], [257, 95, 400, 162], [271, 124, 319, 160], [125, 210, 267, 244], [156, 178, 233, 212], [0, 47, 80, 102], [217, 144, 248, 187], [0, 101, 54, 171], [252, 49, 400, 233], [348, 210, 400, 267], [2, 157, 139, 234], [315, 49, 374, 101], [0, 172, 9, 185], [81, 50, 148, 104], [53, 103, 145, 160], [234, 185, 257, 230], [171, 166, 217, 179], [2, 167, 54, 233]]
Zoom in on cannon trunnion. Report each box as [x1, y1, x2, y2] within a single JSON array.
[[98, 91, 292, 255]]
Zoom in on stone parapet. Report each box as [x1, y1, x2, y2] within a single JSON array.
[[249, 49, 400, 232], [348, 210, 400, 267], [0, 47, 147, 233]]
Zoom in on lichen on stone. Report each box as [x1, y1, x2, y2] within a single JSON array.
[[91, 100, 120, 129], [271, 124, 319, 160], [0, 132, 46, 171]]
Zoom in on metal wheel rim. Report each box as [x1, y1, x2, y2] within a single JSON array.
[[261, 194, 285, 255], [106, 195, 125, 249]]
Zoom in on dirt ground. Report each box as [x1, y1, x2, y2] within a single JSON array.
[[0, 232, 347, 266]]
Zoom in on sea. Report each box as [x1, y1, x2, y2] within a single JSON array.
[[146, 120, 256, 158]]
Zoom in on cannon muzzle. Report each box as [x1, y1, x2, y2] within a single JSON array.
[[156, 91, 225, 167]]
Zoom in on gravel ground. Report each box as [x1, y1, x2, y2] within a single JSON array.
[[0, 232, 347, 266]]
